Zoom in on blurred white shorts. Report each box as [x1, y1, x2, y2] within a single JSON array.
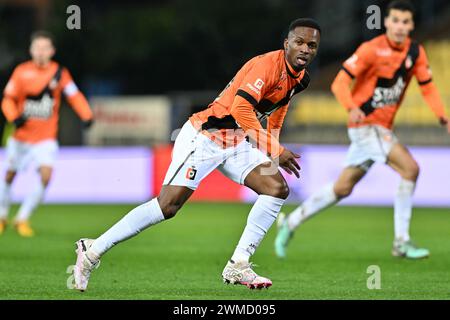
[[163, 121, 271, 190], [4, 137, 59, 172], [344, 125, 398, 171]]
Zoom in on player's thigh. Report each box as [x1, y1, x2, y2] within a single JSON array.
[[334, 166, 367, 198], [345, 126, 396, 167], [218, 140, 275, 186], [32, 139, 59, 169], [163, 121, 223, 190], [4, 137, 29, 172], [219, 141, 288, 198], [38, 165, 53, 185], [386, 143, 419, 180]]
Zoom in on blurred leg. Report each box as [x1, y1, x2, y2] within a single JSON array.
[[387, 143, 420, 242], [0, 170, 16, 221], [287, 166, 366, 231], [15, 166, 52, 223]]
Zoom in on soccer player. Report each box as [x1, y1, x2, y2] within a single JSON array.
[[0, 31, 94, 237], [275, 0, 450, 259], [70, 18, 321, 291]]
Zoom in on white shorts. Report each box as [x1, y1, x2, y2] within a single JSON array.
[[163, 121, 272, 190], [4, 137, 59, 172], [344, 125, 398, 171]]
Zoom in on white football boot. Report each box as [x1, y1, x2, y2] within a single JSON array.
[[222, 260, 272, 289], [72, 238, 100, 292]]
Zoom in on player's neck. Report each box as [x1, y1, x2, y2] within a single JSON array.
[[32, 60, 52, 69], [385, 34, 408, 51], [284, 57, 303, 78]]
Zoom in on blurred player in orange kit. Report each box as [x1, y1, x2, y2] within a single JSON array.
[[275, 0, 450, 260], [0, 31, 94, 237]]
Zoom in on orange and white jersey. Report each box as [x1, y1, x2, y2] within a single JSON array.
[[333, 34, 445, 129], [190, 49, 310, 158], [2, 60, 93, 144]]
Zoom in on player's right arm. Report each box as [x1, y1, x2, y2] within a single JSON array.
[[331, 42, 374, 124], [1, 67, 25, 128], [229, 56, 301, 177], [413, 45, 450, 133], [60, 68, 94, 128]]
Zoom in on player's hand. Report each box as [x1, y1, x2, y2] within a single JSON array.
[[82, 119, 94, 129], [349, 108, 366, 124], [13, 115, 27, 128], [277, 148, 301, 178], [439, 116, 450, 134]]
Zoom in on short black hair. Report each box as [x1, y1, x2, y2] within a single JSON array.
[[288, 18, 321, 35], [30, 30, 55, 45], [386, 0, 415, 17]]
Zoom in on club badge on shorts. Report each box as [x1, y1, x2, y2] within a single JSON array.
[[186, 167, 197, 180]]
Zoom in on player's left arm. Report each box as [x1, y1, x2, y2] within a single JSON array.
[[61, 68, 94, 128], [414, 45, 450, 133]]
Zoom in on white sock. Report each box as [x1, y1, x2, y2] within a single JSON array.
[[0, 181, 12, 220], [287, 182, 338, 231], [231, 195, 285, 263], [88, 198, 165, 259], [15, 182, 45, 222], [394, 179, 415, 242]]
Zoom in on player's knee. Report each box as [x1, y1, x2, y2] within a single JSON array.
[[160, 205, 179, 219], [265, 180, 290, 199], [157, 198, 182, 219], [334, 183, 353, 198], [403, 161, 420, 181], [5, 171, 16, 184]]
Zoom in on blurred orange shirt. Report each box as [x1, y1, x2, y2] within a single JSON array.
[[2, 60, 93, 144], [333, 34, 445, 129], [190, 49, 310, 158]]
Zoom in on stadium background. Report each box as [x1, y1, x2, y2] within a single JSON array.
[[0, 0, 448, 206], [0, 0, 450, 300]]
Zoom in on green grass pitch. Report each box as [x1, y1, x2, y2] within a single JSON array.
[[0, 203, 449, 300]]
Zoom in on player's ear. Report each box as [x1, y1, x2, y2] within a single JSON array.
[[410, 19, 415, 32], [283, 38, 288, 51]]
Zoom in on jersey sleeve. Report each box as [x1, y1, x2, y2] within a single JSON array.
[[331, 69, 357, 110], [341, 42, 374, 79], [2, 67, 21, 121], [267, 104, 288, 140], [61, 68, 93, 121], [414, 45, 433, 85], [230, 95, 285, 158], [235, 57, 273, 107], [230, 57, 284, 157], [412, 45, 447, 120], [60, 67, 80, 97], [3, 67, 21, 100]]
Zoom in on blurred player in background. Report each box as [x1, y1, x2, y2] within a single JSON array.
[[0, 31, 94, 237], [70, 18, 321, 292], [275, 0, 450, 259]]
